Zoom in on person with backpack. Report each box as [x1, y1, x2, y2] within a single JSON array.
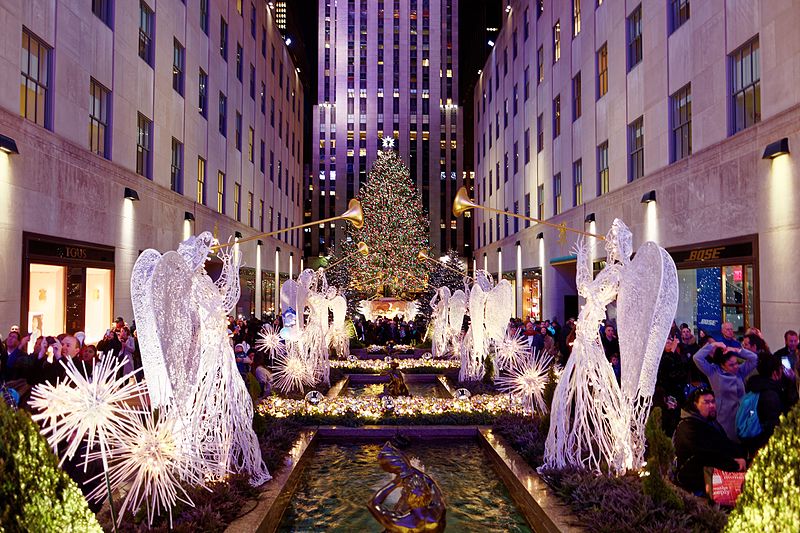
[[739, 352, 799, 454], [693, 340, 758, 442]]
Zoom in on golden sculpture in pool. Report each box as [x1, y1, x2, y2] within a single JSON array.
[[367, 442, 446, 532]]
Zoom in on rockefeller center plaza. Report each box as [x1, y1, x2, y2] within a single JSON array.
[[2, 0, 800, 531]]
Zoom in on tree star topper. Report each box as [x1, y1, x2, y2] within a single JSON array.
[[381, 136, 395, 150]]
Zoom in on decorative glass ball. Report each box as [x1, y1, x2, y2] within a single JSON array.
[[305, 390, 323, 405], [421, 352, 433, 361], [454, 388, 472, 401], [384, 356, 392, 363], [348, 354, 358, 362], [381, 396, 395, 410]]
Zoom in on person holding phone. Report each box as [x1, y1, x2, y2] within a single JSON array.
[[774, 329, 799, 376]]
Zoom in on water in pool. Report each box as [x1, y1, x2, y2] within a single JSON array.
[[345, 381, 451, 398], [278, 441, 532, 532]]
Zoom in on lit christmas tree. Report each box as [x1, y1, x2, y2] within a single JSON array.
[[345, 147, 430, 297]]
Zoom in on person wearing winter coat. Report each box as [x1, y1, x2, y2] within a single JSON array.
[[673, 387, 746, 495], [693, 340, 758, 442], [741, 352, 799, 453]]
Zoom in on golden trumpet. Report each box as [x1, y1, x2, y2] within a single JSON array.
[[451, 186, 604, 241], [325, 241, 370, 269], [417, 249, 475, 281], [211, 199, 364, 250]]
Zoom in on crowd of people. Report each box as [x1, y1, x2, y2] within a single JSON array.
[[2, 312, 798, 500]]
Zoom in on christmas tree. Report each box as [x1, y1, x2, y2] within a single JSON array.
[[346, 148, 430, 297], [417, 248, 468, 320]]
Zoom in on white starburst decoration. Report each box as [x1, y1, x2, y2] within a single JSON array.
[[381, 136, 395, 150], [494, 331, 530, 372], [87, 411, 207, 528], [272, 350, 315, 394], [30, 355, 148, 470], [256, 323, 286, 360], [496, 351, 553, 414]]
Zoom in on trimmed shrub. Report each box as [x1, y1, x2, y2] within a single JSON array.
[[726, 403, 800, 532], [0, 401, 102, 531], [643, 408, 683, 510]]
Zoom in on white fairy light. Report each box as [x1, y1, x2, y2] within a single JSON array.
[[255, 323, 286, 359], [496, 351, 553, 414], [494, 331, 530, 372], [87, 412, 206, 528], [272, 350, 315, 394], [30, 355, 148, 469]]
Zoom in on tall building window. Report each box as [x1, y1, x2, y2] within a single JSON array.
[[670, 0, 690, 34], [89, 79, 110, 158], [197, 157, 206, 204], [573, 0, 581, 37], [170, 138, 183, 193], [597, 43, 608, 98], [627, 5, 643, 71], [671, 84, 692, 162], [572, 72, 582, 120], [524, 67, 530, 100], [220, 17, 228, 60], [730, 38, 760, 134], [234, 182, 241, 221], [198, 69, 208, 117], [597, 141, 609, 195], [200, 0, 209, 34], [537, 46, 544, 84], [248, 127, 254, 162], [249, 64, 255, 99], [553, 173, 562, 215], [236, 43, 243, 80], [235, 111, 242, 150], [524, 7, 530, 40], [553, 21, 561, 63], [537, 114, 544, 152], [92, 0, 113, 27], [553, 95, 561, 138], [173, 39, 185, 95], [20, 29, 50, 128], [537, 184, 545, 219], [524, 193, 531, 227], [248, 192, 254, 226], [219, 92, 227, 137], [628, 116, 644, 181], [524, 128, 531, 163], [513, 141, 519, 174], [138, 1, 154, 66], [260, 140, 265, 172], [573, 159, 583, 206], [259, 199, 264, 231], [537, 0, 544, 19], [217, 171, 225, 213], [136, 113, 152, 178]]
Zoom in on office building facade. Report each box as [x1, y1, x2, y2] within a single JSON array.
[[474, 0, 800, 343], [0, 0, 304, 342]]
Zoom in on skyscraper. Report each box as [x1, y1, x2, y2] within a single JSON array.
[[309, 0, 464, 259]]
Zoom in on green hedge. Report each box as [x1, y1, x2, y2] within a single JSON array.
[[0, 401, 102, 531]]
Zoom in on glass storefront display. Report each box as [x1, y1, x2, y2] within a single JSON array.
[[522, 268, 542, 321], [23, 234, 115, 346], [670, 238, 757, 337]]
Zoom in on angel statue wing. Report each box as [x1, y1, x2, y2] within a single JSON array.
[[484, 280, 514, 342], [330, 294, 348, 329], [617, 241, 679, 401], [468, 283, 488, 354], [131, 249, 174, 408], [448, 289, 468, 336], [150, 251, 203, 409], [296, 269, 316, 330], [280, 278, 298, 314]]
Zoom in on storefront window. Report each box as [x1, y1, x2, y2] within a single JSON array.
[[28, 264, 66, 340], [85, 268, 113, 344], [522, 269, 542, 321], [675, 265, 754, 336]]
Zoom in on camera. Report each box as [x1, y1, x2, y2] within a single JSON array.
[[46, 336, 56, 345]]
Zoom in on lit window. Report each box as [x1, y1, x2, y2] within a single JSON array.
[[730, 38, 760, 134], [20, 29, 51, 127]]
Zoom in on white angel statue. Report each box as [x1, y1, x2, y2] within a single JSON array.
[[131, 232, 271, 485], [543, 219, 677, 475]]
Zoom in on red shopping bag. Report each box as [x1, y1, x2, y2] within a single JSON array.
[[704, 467, 746, 506]]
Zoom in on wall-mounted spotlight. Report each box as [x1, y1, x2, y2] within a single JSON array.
[[536, 232, 544, 239], [124, 187, 140, 201], [184, 211, 195, 221], [762, 137, 790, 159], [0, 134, 19, 155], [257, 239, 263, 246], [488, 40, 495, 47], [515, 240, 521, 247], [584, 213, 596, 223], [234, 231, 243, 239], [640, 190, 657, 204]]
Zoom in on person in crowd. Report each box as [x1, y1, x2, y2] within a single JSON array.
[[693, 340, 758, 442], [601, 323, 621, 382], [251, 351, 272, 397], [742, 352, 799, 453], [77, 344, 99, 377], [741, 330, 768, 354], [697, 329, 713, 347], [234, 344, 253, 376], [773, 329, 799, 372], [679, 324, 707, 386], [117, 326, 136, 375], [36, 335, 81, 385], [718, 321, 742, 348], [654, 336, 686, 436], [673, 387, 747, 496], [557, 318, 576, 363], [2, 331, 31, 381]]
